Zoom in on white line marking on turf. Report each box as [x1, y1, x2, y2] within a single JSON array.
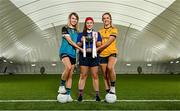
[[0, 100, 56, 102], [1, 99, 180, 102], [117, 100, 180, 102]]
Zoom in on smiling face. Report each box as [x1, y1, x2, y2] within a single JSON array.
[[86, 20, 94, 30], [102, 14, 112, 27], [70, 14, 78, 27]]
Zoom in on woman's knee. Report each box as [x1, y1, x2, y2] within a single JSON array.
[[80, 74, 88, 80], [107, 65, 114, 72], [65, 65, 72, 72], [92, 73, 99, 80]]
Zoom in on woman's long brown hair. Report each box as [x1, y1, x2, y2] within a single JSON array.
[[102, 12, 112, 27]]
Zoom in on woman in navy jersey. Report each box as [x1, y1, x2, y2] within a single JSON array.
[[77, 17, 102, 102]]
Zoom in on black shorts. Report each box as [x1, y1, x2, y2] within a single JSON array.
[[79, 53, 99, 67], [60, 54, 76, 65], [99, 53, 117, 64]]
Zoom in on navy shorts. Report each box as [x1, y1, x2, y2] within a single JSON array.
[[60, 54, 76, 65], [99, 53, 117, 64], [79, 53, 99, 67]]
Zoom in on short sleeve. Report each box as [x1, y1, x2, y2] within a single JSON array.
[[62, 26, 69, 37], [110, 28, 118, 37], [97, 32, 102, 42]]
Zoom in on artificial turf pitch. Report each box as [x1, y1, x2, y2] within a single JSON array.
[[0, 74, 180, 110]]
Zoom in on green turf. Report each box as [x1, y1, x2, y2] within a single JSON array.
[[0, 74, 180, 110]]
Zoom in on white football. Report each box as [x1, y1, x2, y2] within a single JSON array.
[[105, 93, 117, 103], [57, 93, 67, 103]]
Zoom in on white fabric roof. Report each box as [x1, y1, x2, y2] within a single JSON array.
[[1, 0, 180, 63], [10, 0, 175, 31]]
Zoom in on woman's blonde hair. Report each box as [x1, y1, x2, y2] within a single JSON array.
[[67, 12, 79, 31]]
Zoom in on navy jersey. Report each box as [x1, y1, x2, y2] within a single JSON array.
[[77, 31, 102, 49]]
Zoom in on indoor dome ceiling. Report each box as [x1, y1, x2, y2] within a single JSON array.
[[10, 0, 175, 31], [1, 0, 180, 63]]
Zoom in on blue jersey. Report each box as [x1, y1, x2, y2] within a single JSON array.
[[59, 26, 78, 58], [77, 31, 102, 49]]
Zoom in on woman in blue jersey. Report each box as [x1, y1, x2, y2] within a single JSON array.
[[58, 12, 83, 102], [77, 17, 102, 102]]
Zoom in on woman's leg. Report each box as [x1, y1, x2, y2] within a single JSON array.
[[78, 66, 89, 101], [100, 64, 110, 92], [107, 56, 117, 93], [90, 66, 101, 101], [65, 64, 75, 102], [90, 66, 99, 91], [66, 64, 74, 94], [58, 57, 72, 93], [61, 57, 72, 80]]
